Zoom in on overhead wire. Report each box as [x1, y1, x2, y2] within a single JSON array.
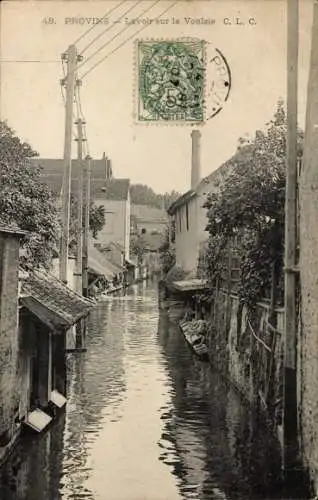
[[77, 0, 162, 74], [71, 0, 127, 47], [80, 0, 143, 55], [80, 0, 177, 80]]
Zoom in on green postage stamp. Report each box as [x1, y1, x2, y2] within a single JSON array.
[[137, 39, 206, 123]]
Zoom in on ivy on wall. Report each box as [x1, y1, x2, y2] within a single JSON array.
[[203, 100, 303, 308]]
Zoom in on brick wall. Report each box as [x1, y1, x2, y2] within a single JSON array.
[[0, 233, 20, 437]]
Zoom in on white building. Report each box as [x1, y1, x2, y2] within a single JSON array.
[[94, 179, 131, 262], [168, 130, 229, 278]]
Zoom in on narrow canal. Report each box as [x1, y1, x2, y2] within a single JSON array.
[[0, 281, 285, 500]]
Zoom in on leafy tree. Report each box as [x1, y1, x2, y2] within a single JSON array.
[[0, 121, 60, 267], [130, 183, 181, 209], [89, 203, 105, 238], [204, 100, 303, 307], [159, 229, 176, 275], [69, 196, 106, 252], [162, 190, 181, 210]]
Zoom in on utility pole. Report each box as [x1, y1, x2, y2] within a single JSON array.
[[74, 118, 86, 350], [82, 154, 91, 298], [74, 117, 85, 294], [283, 0, 299, 473], [60, 44, 78, 283]]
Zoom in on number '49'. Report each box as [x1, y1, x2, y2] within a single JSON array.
[[42, 17, 56, 24]]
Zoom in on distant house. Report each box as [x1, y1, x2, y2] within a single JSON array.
[[167, 130, 230, 280], [30, 155, 113, 198], [93, 179, 131, 261], [131, 204, 168, 235]]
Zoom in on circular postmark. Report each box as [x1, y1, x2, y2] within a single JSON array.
[[138, 39, 205, 123], [205, 46, 231, 120]]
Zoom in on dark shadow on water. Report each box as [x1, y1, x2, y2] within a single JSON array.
[[0, 412, 66, 500], [157, 310, 292, 500]]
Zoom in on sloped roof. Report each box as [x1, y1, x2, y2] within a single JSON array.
[[20, 268, 93, 329], [131, 204, 168, 223], [109, 241, 124, 252], [167, 161, 232, 215], [94, 179, 130, 201], [30, 158, 111, 196], [167, 190, 196, 215], [88, 240, 123, 277], [0, 221, 26, 236]]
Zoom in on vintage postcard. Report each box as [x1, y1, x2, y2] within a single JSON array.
[[0, 0, 317, 499]]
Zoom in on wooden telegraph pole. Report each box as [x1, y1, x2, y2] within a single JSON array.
[[75, 118, 86, 350], [75, 117, 85, 294], [283, 0, 299, 472], [82, 155, 91, 298], [60, 45, 78, 284]]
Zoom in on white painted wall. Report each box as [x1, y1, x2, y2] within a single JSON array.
[[95, 199, 126, 249], [51, 257, 76, 289], [174, 176, 216, 274]]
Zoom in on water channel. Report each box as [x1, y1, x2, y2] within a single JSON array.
[[0, 281, 292, 499]]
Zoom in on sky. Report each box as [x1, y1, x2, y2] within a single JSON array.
[[0, 0, 314, 193]]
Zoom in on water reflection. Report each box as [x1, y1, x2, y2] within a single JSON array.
[[157, 311, 282, 500], [0, 283, 284, 499]]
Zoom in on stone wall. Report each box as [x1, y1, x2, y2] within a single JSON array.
[[205, 290, 284, 426], [297, 2, 318, 494], [0, 233, 20, 442]]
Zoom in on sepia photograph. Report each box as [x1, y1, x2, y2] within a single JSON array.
[[0, 0, 317, 498]]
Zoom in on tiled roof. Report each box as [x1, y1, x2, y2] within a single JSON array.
[[94, 179, 130, 201], [30, 158, 111, 197], [20, 268, 93, 329], [0, 222, 26, 236]]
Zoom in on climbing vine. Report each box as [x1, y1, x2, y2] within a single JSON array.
[[203, 100, 303, 308]]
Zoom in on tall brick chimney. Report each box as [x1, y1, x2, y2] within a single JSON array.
[[191, 129, 201, 189]]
